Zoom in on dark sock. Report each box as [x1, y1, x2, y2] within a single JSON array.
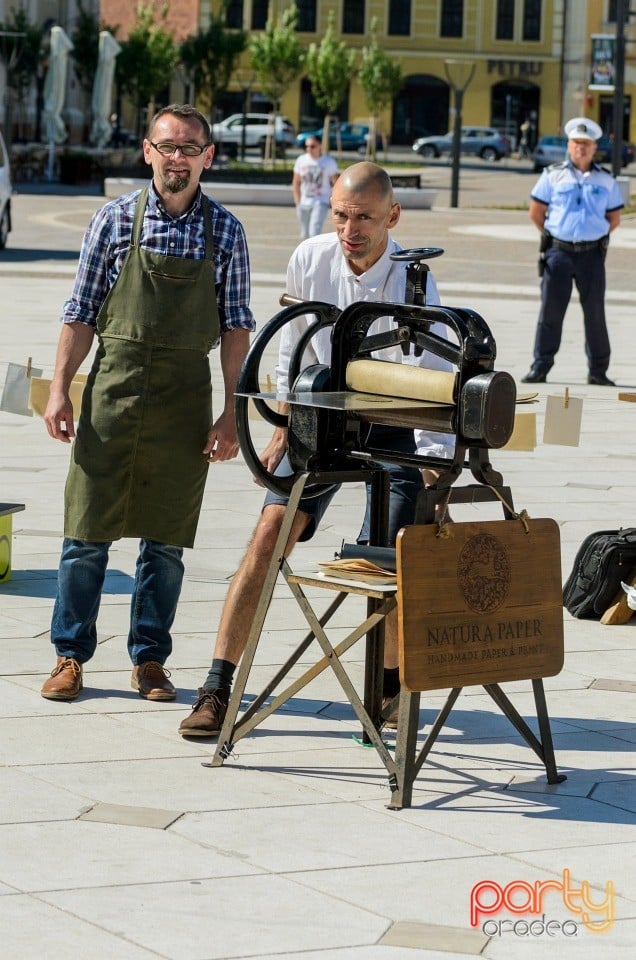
[[203, 658, 236, 692], [383, 666, 400, 698]]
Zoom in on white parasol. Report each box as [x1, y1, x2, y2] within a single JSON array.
[[90, 31, 122, 148], [42, 26, 74, 179], [43, 26, 74, 144]]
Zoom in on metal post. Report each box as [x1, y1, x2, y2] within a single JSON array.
[[362, 468, 390, 741], [611, 0, 627, 178], [450, 87, 463, 209], [444, 60, 475, 210], [240, 86, 248, 162]]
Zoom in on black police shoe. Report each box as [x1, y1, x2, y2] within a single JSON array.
[[587, 373, 616, 386], [521, 368, 548, 383]]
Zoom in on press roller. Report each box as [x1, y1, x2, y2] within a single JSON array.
[[235, 248, 516, 499]]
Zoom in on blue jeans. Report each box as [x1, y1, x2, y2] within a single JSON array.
[[51, 538, 184, 665], [297, 201, 331, 240], [356, 426, 422, 545]]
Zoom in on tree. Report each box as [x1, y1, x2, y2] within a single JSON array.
[[70, 0, 101, 96], [70, 0, 119, 96], [115, 3, 179, 135], [180, 8, 247, 116], [249, 4, 304, 162], [0, 7, 44, 143], [358, 18, 403, 159], [305, 10, 356, 154]]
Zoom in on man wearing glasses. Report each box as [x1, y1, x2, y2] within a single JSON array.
[[292, 137, 339, 239], [40, 104, 254, 702]]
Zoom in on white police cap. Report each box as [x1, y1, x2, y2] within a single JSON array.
[[564, 117, 602, 141]]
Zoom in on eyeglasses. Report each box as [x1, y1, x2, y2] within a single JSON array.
[[150, 141, 207, 157]]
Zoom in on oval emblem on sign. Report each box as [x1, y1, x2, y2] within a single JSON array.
[[457, 533, 511, 613]]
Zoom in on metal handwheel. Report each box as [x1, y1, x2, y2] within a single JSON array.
[[235, 300, 341, 498]]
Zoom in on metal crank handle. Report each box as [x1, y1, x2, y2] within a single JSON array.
[[280, 293, 305, 307]]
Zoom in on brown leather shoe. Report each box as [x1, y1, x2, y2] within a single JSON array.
[[131, 661, 176, 701], [381, 693, 400, 730], [41, 657, 83, 701], [178, 687, 229, 737]]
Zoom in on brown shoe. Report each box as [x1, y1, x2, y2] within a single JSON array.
[[41, 657, 83, 701], [381, 693, 400, 730], [131, 661, 176, 701], [178, 687, 229, 737]]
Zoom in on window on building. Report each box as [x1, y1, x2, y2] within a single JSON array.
[[342, 0, 365, 35], [225, 0, 244, 29], [389, 0, 411, 36], [496, 0, 514, 39], [251, 0, 269, 30], [296, 0, 317, 32], [522, 0, 541, 40], [440, 0, 464, 38]]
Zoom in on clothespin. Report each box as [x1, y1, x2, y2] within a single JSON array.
[[26, 356, 32, 378], [564, 386, 569, 409]]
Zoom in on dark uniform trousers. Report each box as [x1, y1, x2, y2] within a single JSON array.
[[533, 244, 610, 377]]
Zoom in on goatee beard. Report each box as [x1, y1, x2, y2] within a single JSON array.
[[163, 171, 190, 193]]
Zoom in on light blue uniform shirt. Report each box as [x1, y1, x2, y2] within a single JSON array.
[[530, 160, 624, 242]]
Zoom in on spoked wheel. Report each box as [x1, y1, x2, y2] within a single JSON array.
[[235, 300, 341, 498]]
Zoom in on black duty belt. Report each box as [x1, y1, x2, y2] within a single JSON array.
[[551, 237, 606, 253]]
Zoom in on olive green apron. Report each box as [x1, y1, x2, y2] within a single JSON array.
[[64, 187, 220, 548]]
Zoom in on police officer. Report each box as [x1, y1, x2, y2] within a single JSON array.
[[522, 117, 623, 386]]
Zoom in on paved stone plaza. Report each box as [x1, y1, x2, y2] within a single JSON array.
[[0, 164, 635, 958]]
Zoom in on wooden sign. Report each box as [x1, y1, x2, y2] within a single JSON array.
[[396, 519, 564, 691]]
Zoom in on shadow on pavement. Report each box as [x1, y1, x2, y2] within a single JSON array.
[[0, 247, 80, 262], [3, 569, 136, 598]]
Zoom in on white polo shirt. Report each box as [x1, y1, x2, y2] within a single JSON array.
[[278, 232, 455, 459]]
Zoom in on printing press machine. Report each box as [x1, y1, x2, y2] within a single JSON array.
[[206, 248, 566, 809]]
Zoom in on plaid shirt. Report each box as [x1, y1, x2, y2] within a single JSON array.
[[62, 183, 255, 340]]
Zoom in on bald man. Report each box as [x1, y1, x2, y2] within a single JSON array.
[[178, 162, 453, 737]]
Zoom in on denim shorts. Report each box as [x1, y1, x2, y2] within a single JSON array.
[[263, 425, 422, 544]]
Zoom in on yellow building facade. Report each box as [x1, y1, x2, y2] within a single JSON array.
[[202, 1, 636, 149]]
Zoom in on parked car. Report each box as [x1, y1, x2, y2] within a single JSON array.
[[531, 134, 568, 171], [295, 122, 382, 152], [211, 113, 295, 156], [594, 135, 634, 168], [412, 126, 511, 162], [0, 129, 12, 249]]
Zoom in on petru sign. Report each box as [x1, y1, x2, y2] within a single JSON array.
[[470, 869, 615, 935]]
